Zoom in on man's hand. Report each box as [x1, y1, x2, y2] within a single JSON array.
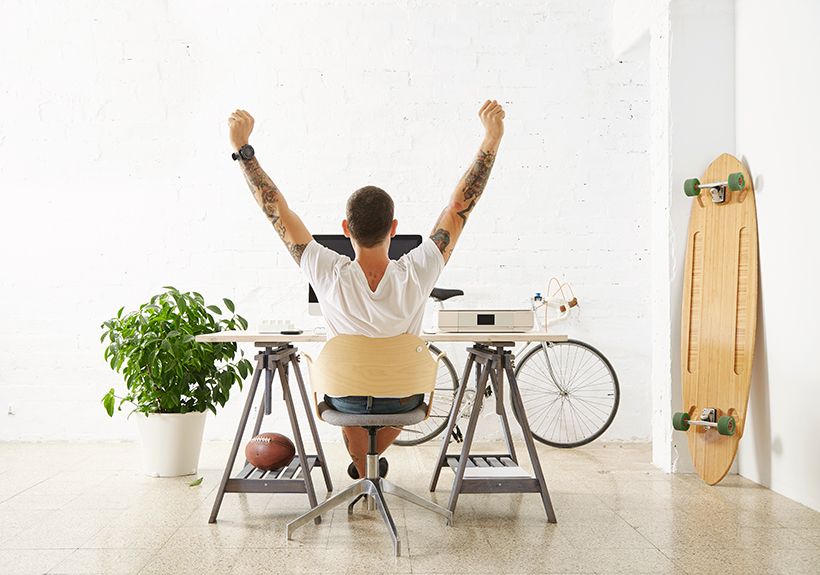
[[479, 100, 505, 143], [228, 109, 255, 151]]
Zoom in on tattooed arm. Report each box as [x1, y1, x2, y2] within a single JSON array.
[[430, 100, 505, 263], [238, 156, 312, 263], [228, 110, 312, 265]]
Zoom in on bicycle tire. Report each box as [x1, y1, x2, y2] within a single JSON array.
[[512, 339, 619, 448], [394, 344, 460, 446]]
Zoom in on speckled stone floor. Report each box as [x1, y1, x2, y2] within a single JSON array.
[[0, 440, 818, 574]]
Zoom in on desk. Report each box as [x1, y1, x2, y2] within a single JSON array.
[[197, 331, 564, 344], [196, 330, 565, 523]]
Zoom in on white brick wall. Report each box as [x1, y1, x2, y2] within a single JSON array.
[[0, 0, 651, 442]]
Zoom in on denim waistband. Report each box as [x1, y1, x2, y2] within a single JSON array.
[[323, 394, 424, 415]]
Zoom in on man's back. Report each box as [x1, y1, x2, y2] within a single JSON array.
[[300, 237, 445, 337]]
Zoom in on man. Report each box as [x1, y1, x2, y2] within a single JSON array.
[[227, 100, 505, 478]]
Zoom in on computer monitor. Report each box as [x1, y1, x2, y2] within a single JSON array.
[[308, 234, 423, 315]]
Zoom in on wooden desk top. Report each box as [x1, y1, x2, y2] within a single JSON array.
[[195, 330, 568, 345]]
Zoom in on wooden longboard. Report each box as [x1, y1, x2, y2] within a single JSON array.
[[678, 153, 758, 485]]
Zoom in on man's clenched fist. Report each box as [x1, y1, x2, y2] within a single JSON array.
[[228, 109, 255, 151], [479, 100, 505, 141]]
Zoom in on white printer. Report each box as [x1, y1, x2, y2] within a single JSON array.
[[437, 309, 534, 333]]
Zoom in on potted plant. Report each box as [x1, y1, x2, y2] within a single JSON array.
[[100, 286, 253, 477]]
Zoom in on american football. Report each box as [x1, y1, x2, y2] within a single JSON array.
[[245, 432, 296, 471]]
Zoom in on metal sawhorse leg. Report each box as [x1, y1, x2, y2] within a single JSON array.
[[209, 344, 333, 524], [429, 343, 557, 523]]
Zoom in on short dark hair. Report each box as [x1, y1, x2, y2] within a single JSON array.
[[346, 186, 394, 248]]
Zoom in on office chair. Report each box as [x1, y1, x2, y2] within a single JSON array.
[[286, 334, 453, 556]]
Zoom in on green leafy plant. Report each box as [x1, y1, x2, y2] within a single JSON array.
[[100, 286, 253, 417]]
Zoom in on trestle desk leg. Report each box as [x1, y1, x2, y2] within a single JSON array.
[[489, 358, 518, 463], [209, 353, 265, 523], [429, 354, 475, 492], [291, 353, 333, 492], [446, 357, 491, 514], [505, 357, 557, 523], [277, 362, 321, 524], [249, 357, 272, 440]]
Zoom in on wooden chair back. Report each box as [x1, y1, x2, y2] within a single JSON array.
[[303, 334, 445, 419]]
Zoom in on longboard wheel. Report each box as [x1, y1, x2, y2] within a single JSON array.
[[717, 415, 736, 436], [727, 172, 745, 191], [672, 412, 690, 431], [684, 178, 701, 197]]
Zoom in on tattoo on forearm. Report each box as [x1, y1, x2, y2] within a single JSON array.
[[462, 150, 496, 203], [270, 214, 286, 239], [430, 228, 451, 256], [288, 242, 308, 262], [240, 158, 282, 222], [456, 199, 477, 222], [450, 149, 495, 224], [260, 189, 279, 219], [238, 157, 306, 265], [428, 149, 496, 261], [269, 217, 306, 264]]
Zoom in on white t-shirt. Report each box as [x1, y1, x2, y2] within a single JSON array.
[[300, 237, 445, 337]]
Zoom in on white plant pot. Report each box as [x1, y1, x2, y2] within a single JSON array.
[[136, 411, 207, 477]]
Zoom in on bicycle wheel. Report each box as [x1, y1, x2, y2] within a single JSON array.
[[394, 344, 459, 446], [512, 339, 619, 448]]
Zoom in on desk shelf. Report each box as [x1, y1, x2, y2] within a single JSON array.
[[444, 454, 541, 494], [225, 456, 324, 494], [445, 454, 516, 470]]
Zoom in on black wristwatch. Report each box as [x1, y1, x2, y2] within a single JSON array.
[[232, 144, 255, 161]]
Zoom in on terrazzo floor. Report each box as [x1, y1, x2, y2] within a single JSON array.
[[1, 440, 818, 574]]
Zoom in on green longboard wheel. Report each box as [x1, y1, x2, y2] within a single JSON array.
[[717, 415, 736, 436], [727, 172, 745, 191], [684, 178, 701, 197], [672, 412, 691, 431]]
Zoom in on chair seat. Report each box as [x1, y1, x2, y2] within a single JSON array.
[[317, 401, 428, 427]]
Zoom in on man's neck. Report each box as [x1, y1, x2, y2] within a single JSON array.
[[354, 244, 390, 268], [353, 242, 390, 291]]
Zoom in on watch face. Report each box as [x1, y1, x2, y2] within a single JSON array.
[[240, 145, 254, 160]]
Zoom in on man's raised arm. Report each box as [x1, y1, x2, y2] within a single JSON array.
[[430, 100, 505, 263], [228, 109, 312, 265]]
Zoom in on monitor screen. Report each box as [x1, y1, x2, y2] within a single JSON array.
[[308, 234, 423, 305]]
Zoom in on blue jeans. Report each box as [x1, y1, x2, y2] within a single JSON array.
[[324, 394, 424, 414]]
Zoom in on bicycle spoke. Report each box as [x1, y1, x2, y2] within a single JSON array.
[[567, 401, 589, 442], [563, 350, 600, 391], [531, 393, 563, 433], [565, 397, 604, 433], [526, 400, 562, 426], [569, 395, 614, 414], [535, 347, 561, 387], [529, 351, 556, 385], [516, 374, 562, 396]]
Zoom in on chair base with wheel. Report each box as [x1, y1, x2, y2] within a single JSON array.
[[286, 408, 452, 556], [286, 334, 453, 557]]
